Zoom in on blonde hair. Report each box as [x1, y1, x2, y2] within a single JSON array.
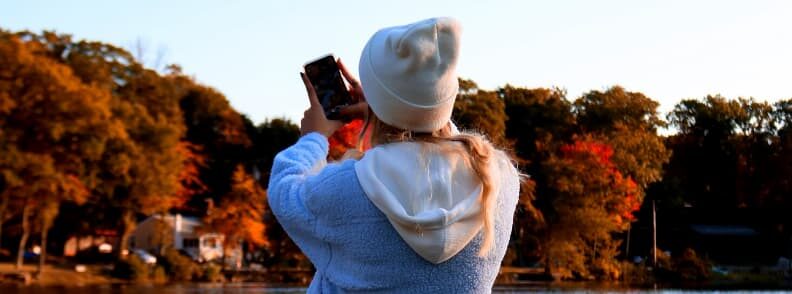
[[345, 108, 499, 256]]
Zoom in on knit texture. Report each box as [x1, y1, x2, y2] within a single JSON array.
[[268, 132, 520, 293], [359, 17, 461, 132]]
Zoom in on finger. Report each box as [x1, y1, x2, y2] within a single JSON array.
[[338, 101, 369, 117], [337, 58, 360, 87], [300, 72, 321, 108], [328, 120, 345, 134]]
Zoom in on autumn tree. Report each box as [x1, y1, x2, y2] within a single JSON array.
[[9, 31, 189, 259], [251, 118, 300, 186], [501, 86, 573, 267], [202, 165, 268, 265], [542, 138, 640, 279], [177, 82, 252, 212], [665, 96, 747, 208], [327, 119, 365, 161], [573, 86, 670, 188], [0, 32, 113, 269], [452, 78, 507, 146]]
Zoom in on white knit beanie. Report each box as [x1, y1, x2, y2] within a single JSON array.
[[359, 17, 461, 132]]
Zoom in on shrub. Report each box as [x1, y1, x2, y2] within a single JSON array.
[[672, 248, 710, 281], [620, 261, 655, 285], [160, 248, 199, 281], [202, 263, 225, 282], [112, 255, 150, 281], [152, 266, 168, 283]]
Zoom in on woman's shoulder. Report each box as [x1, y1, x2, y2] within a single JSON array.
[[306, 159, 359, 192], [303, 159, 384, 222]]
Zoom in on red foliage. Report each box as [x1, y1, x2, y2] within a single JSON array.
[[327, 119, 369, 160], [560, 139, 641, 225]]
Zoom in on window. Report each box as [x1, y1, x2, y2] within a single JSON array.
[[183, 238, 199, 248], [203, 237, 218, 248]]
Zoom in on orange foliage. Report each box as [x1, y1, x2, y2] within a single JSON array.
[[173, 141, 208, 208], [202, 165, 269, 249], [560, 139, 641, 226], [328, 119, 369, 160]]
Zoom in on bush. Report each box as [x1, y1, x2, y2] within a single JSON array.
[[202, 263, 225, 282], [672, 248, 710, 281], [621, 261, 655, 285], [152, 266, 168, 283], [112, 255, 150, 281], [653, 248, 711, 282], [160, 248, 199, 281]]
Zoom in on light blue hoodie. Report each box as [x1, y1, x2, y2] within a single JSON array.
[[267, 132, 520, 293]]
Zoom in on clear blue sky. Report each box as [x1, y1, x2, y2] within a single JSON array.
[[3, 0, 791, 125]]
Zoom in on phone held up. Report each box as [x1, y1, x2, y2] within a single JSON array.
[[303, 54, 351, 121]]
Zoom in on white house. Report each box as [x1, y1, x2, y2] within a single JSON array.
[[129, 213, 240, 264]]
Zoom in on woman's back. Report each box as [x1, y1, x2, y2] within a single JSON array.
[[270, 17, 521, 293], [268, 133, 520, 293]]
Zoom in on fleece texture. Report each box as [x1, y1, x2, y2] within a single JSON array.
[[268, 132, 520, 293]]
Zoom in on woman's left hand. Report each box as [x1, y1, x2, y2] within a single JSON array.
[[337, 58, 369, 121], [299, 72, 344, 137]]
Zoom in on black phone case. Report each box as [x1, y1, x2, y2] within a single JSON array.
[[304, 55, 351, 120]]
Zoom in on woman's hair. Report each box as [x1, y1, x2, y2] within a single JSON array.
[[346, 108, 499, 256]]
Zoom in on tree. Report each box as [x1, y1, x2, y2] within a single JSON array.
[[252, 118, 299, 186], [665, 96, 746, 208], [500, 86, 572, 267], [502, 86, 575, 163], [453, 78, 507, 146], [202, 165, 268, 266], [327, 119, 365, 160], [542, 137, 640, 279], [177, 82, 252, 212], [0, 32, 114, 269], [574, 86, 670, 188]]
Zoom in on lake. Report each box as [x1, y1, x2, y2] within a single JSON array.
[[1, 283, 790, 293]]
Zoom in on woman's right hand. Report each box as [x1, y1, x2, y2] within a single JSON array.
[[300, 72, 343, 137], [337, 58, 368, 120]]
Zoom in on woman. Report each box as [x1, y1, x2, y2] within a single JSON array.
[[268, 17, 521, 293]]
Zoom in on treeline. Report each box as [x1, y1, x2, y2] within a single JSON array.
[[452, 80, 792, 280], [2, 29, 791, 282], [0, 30, 304, 272]]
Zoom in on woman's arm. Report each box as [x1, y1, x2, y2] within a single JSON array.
[[267, 132, 329, 261]]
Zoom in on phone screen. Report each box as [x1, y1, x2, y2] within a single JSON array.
[[304, 55, 350, 120]]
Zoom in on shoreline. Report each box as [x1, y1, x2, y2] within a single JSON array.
[[3, 262, 790, 290]]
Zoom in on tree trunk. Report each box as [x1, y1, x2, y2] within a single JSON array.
[[38, 227, 48, 273], [116, 209, 136, 260], [0, 195, 8, 249], [15, 201, 31, 269]]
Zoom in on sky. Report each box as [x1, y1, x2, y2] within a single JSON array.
[[3, 0, 791, 126]]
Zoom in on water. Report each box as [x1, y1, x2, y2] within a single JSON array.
[[0, 284, 789, 293]]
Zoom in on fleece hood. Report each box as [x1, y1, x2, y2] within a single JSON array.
[[354, 139, 501, 264]]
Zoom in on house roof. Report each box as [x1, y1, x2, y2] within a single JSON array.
[[690, 224, 759, 236]]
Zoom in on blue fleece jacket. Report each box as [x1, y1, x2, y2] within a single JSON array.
[[267, 132, 520, 293]]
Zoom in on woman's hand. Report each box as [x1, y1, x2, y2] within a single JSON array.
[[300, 72, 343, 137], [337, 58, 369, 120]]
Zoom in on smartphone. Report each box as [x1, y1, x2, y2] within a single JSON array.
[[303, 54, 351, 120]]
